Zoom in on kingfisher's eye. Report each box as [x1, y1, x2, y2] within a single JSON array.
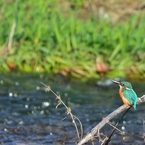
[[120, 83, 125, 86]]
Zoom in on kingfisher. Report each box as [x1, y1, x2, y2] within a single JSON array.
[[112, 80, 138, 109]]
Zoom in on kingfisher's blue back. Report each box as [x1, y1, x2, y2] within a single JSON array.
[[122, 82, 138, 109]]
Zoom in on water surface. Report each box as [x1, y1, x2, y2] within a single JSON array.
[[0, 73, 145, 145]]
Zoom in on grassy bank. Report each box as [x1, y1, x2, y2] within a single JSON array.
[[0, 0, 145, 80]]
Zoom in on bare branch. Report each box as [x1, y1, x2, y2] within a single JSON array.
[[41, 82, 83, 141], [77, 95, 145, 145], [107, 122, 122, 134]]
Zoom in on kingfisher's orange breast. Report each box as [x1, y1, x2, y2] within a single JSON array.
[[119, 88, 131, 105]]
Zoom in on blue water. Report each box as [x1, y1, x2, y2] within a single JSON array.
[[0, 73, 145, 145]]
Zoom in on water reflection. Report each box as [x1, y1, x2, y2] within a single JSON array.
[[0, 73, 144, 144]]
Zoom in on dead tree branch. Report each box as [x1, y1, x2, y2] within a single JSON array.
[[77, 95, 145, 145], [40, 82, 83, 141]]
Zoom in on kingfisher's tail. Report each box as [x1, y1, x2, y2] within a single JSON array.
[[133, 104, 136, 110]]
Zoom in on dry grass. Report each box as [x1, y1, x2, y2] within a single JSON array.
[[40, 82, 83, 142]]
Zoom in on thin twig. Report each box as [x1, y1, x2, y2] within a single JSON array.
[[40, 82, 83, 140], [107, 122, 122, 134]]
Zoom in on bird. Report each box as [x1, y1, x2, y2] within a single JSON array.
[[112, 80, 138, 109]]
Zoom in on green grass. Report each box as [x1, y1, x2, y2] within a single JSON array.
[[0, 0, 145, 80]]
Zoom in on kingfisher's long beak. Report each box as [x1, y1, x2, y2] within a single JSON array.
[[112, 80, 120, 85]]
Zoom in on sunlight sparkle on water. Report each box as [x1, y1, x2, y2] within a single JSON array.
[[0, 80, 4, 84], [15, 82, 19, 86], [14, 93, 18, 97], [25, 105, 29, 108], [19, 120, 24, 125], [40, 110, 44, 115], [9, 92, 13, 97], [121, 126, 125, 130], [36, 86, 40, 90], [43, 102, 50, 107], [4, 128, 8, 132]]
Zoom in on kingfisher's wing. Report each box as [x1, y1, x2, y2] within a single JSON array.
[[124, 89, 138, 109]]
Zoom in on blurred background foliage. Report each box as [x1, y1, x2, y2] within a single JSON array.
[[0, 0, 145, 80]]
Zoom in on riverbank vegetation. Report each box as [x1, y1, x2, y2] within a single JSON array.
[[0, 0, 145, 80]]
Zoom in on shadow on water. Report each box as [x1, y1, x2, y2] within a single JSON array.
[[0, 73, 145, 144]]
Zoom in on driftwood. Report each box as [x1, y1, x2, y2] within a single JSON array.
[[77, 95, 145, 145]]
